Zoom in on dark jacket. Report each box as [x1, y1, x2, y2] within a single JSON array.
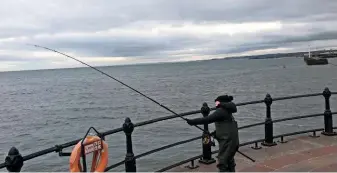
[[187, 102, 237, 125], [187, 102, 239, 143]]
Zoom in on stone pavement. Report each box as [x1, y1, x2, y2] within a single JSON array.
[[166, 132, 337, 172]]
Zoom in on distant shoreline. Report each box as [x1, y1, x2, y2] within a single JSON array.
[[2, 49, 336, 73]]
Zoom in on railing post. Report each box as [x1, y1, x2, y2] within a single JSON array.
[[5, 147, 23, 172], [123, 117, 136, 172], [322, 87, 337, 136], [199, 103, 216, 165], [262, 94, 277, 146]]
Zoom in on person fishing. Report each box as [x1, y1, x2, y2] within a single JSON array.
[[186, 95, 239, 172], [28, 45, 255, 172]]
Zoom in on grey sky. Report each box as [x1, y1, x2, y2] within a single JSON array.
[[1, 0, 337, 71]]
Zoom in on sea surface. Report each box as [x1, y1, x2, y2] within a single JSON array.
[[0, 57, 337, 171]]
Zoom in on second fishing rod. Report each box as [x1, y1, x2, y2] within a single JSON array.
[[29, 44, 255, 163]]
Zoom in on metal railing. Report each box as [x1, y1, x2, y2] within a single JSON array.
[[0, 87, 336, 172]]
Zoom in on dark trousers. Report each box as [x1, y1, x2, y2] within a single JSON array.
[[216, 139, 238, 172], [217, 158, 236, 172]]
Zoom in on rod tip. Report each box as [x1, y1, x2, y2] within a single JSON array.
[[25, 43, 38, 47]]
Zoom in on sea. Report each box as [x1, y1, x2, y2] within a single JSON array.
[[0, 57, 337, 172]]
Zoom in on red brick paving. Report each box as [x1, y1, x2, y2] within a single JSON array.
[[239, 164, 275, 172], [312, 163, 337, 172], [277, 153, 337, 172], [299, 145, 337, 157], [257, 152, 313, 169], [166, 133, 337, 172]]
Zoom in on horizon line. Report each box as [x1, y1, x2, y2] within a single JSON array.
[[1, 48, 333, 73]]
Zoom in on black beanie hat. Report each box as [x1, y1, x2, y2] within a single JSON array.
[[215, 95, 233, 102]]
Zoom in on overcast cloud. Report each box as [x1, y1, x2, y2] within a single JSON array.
[[1, 0, 337, 71]]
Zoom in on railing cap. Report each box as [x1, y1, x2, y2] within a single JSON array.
[[5, 147, 23, 172], [264, 93, 272, 105], [323, 87, 331, 98], [201, 102, 210, 116], [123, 117, 134, 135]]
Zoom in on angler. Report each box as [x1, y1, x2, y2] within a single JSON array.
[[186, 95, 239, 172]]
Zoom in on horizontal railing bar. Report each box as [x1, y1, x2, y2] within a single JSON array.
[[103, 110, 203, 136], [23, 146, 58, 161], [104, 160, 124, 172], [101, 128, 123, 137], [273, 112, 337, 124], [135, 110, 202, 128], [105, 135, 202, 171], [274, 128, 324, 138], [239, 139, 266, 147], [273, 113, 324, 123], [228, 112, 336, 130], [134, 136, 202, 160], [273, 93, 322, 101], [156, 154, 203, 172], [239, 122, 265, 129], [156, 127, 329, 172], [236, 100, 265, 106]]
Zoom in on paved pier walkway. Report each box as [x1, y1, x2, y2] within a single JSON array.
[[167, 132, 337, 172]]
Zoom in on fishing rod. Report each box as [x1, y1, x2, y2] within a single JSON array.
[[28, 44, 255, 163], [26, 44, 202, 131]]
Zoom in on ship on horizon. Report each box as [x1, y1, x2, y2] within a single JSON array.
[[303, 46, 328, 65]]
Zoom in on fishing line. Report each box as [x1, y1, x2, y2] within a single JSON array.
[[28, 44, 256, 162], [27, 44, 206, 129]]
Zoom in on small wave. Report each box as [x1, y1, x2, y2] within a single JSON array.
[[9, 92, 18, 96], [66, 106, 119, 112], [280, 123, 310, 127], [68, 117, 81, 120], [50, 119, 61, 124], [67, 116, 116, 120], [34, 125, 45, 130], [16, 133, 31, 137], [21, 92, 34, 95], [100, 116, 117, 120], [68, 107, 81, 111]]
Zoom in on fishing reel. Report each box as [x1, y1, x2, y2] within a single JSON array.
[[204, 131, 216, 147], [210, 136, 216, 146], [209, 131, 217, 147], [210, 139, 216, 147]]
